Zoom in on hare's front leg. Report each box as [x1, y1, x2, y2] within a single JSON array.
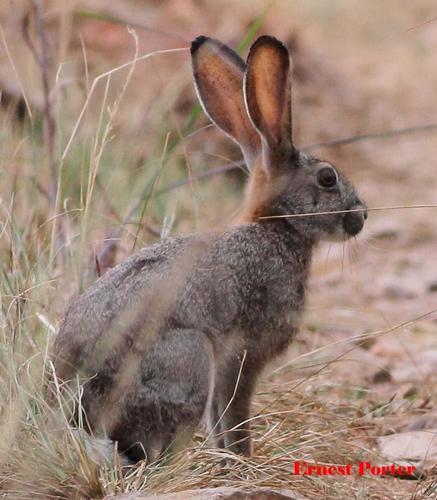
[[207, 395, 226, 449], [213, 353, 257, 457]]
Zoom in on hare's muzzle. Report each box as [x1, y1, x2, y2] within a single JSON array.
[[343, 202, 367, 237]]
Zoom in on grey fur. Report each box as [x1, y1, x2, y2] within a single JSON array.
[[52, 35, 366, 462]]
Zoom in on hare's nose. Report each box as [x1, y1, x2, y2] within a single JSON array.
[[343, 200, 367, 237], [350, 197, 367, 220]]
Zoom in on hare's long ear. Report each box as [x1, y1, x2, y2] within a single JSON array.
[[244, 36, 295, 174], [191, 36, 260, 169]]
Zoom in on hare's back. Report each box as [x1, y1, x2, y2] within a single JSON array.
[[53, 234, 204, 379]]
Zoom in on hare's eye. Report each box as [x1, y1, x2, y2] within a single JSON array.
[[316, 167, 338, 188]]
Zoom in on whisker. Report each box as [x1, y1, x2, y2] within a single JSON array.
[[353, 237, 362, 262], [346, 240, 352, 274], [348, 240, 357, 275], [324, 242, 333, 274], [360, 231, 397, 252], [341, 241, 345, 277]]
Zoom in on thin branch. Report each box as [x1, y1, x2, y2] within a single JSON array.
[[73, 9, 189, 43], [158, 122, 437, 196], [157, 161, 246, 196], [405, 15, 437, 34], [94, 160, 244, 269], [21, 12, 38, 61], [24, 2, 65, 266], [94, 120, 437, 268], [131, 132, 171, 253], [95, 174, 437, 270], [31, 0, 57, 205], [273, 307, 437, 376], [84, 28, 140, 275], [302, 122, 437, 150], [1, 26, 33, 119], [278, 306, 437, 389], [62, 47, 188, 161], [258, 204, 437, 220]]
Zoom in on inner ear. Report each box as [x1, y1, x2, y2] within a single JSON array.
[[244, 36, 294, 168], [191, 36, 260, 169]]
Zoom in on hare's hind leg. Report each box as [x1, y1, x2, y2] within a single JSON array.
[[110, 329, 214, 464]]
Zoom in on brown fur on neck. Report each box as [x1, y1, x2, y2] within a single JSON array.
[[235, 157, 290, 225]]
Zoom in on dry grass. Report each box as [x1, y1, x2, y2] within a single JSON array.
[[1, 0, 437, 499], [0, 360, 429, 499], [0, 353, 406, 500]]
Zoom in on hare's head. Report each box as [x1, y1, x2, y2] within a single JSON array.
[[191, 35, 366, 242]]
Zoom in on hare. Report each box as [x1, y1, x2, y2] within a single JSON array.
[[52, 35, 367, 463]]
